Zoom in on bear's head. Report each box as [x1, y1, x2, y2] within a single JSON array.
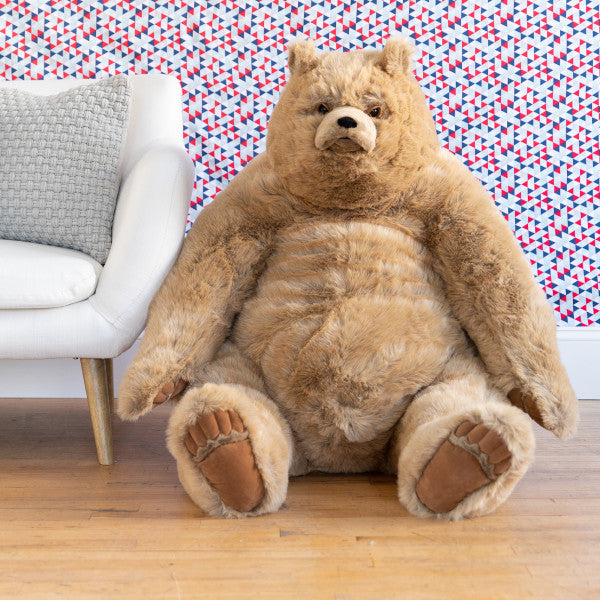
[[267, 38, 440, 211]]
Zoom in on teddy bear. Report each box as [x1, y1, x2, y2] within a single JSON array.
[[118, 38, 578, 520]]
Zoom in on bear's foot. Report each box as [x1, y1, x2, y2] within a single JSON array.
[[153, 379, 188, 407], [415, 421, 512, 514], [184, 409, 265, 513]]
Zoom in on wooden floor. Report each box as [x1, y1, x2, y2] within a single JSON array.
[[1, 398, 599, 600]]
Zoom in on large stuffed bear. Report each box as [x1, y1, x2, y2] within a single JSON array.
[[118, 38, 578, 520]]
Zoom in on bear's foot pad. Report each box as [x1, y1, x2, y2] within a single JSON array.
[[415, 421, 512, 514], [185, 410, 265, 513], [153, 379, 188, 406]]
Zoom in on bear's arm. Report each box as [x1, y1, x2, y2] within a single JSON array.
[[404, 152, 578, 438], [118, 155, 290, 420]]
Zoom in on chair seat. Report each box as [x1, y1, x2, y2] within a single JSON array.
[[0, 239, 102, 309]]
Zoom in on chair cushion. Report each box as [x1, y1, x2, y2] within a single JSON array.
[[0, 76, 131, 264], [0, 240, 102, 309]]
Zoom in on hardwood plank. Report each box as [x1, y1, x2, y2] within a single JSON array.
[[0, 398, 599, 599]]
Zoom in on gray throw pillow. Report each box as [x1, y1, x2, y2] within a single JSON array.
[[0, 75, 131, 264]]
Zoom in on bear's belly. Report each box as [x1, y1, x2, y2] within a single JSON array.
[[232, 220, 464, 472]]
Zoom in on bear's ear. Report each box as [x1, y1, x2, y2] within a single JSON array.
[[288, 39, 319, 77], [377, 37, 413, 77]]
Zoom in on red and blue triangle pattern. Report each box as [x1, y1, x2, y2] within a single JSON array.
[[1, 1, 598, 326]]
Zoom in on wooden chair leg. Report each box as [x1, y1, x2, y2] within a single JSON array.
[[105, 358, 114, 412], [80, 358, 114, 465]]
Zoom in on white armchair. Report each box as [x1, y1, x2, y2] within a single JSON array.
[[0, 75, 195, 464]]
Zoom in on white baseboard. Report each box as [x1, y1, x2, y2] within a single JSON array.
[[0, 328, 599, 399], [0, 340, 141, 399], [555, 327, 600, 399]]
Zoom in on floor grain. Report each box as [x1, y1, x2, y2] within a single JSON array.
[[1, 398, 599, 599]]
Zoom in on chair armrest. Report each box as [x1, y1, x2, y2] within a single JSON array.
[[90, 142, 195, 342]]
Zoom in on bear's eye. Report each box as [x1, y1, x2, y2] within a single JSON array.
[[317, 103, 330, 114], [368, 106, 382, 118]]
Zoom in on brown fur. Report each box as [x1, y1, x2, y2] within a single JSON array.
[[119, 38, 577, 520]]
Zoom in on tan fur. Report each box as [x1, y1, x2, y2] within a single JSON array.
[[119, 38, 577, 519]]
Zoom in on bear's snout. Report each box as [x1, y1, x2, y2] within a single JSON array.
[[315, 106, 377, 154]]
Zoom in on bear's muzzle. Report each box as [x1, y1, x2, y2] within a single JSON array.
[[314, 106, 377, 154]]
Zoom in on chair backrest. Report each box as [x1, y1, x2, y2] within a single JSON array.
[[0, 74, 184, 177]]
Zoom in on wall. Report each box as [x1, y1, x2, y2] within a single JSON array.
[[1, 1, 598, 396]]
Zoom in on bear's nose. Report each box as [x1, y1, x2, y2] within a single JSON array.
[[337, 116, 357, 129]]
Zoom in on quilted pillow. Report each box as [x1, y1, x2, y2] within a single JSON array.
[[0, 75, 131, 264]]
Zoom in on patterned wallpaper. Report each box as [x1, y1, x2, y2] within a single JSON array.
[[1, 1, 598, 326]]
